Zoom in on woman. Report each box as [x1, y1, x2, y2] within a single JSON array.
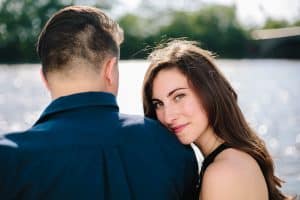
[[142, 40, 292, 200]]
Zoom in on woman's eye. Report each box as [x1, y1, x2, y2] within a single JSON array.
[[174, 94, 185, 102], [152, 101, 163, 109]]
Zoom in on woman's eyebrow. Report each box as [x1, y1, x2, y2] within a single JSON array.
[[152, 87, 188, 101], [151, 98, 160, 102], [167, 88, 188, 97]]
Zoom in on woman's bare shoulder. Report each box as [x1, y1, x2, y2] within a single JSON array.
[[200, 148, 268, 200]]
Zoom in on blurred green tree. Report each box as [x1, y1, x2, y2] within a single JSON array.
[[263, 18, 290, 29], [118, 4, 250, 59], [157, 5, 249, 58], [293, 20, 300, 26], [118, 13, 163, 59], [0, 0, 125, 63], [0, 1, 299, 62], [0, 0, 76, 63]]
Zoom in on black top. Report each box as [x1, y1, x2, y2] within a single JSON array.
[[198, 143, 231, 192]]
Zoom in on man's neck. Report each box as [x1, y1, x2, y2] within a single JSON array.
[[49, 79, 107, 100]]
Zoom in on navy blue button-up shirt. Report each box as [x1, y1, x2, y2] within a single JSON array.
[[0, 92, 199, 200]]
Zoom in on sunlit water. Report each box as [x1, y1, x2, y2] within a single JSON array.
[[0, 60, 299, 195]]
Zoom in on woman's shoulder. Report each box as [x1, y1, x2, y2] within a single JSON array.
[[200, 148, 268, 200], [211, 147, 261, 173]]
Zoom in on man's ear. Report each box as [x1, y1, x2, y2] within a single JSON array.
[[40, 68, 50, 91], [104, 57, 117, 85]]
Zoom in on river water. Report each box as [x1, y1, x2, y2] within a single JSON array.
[[0, 60, 299, 195]]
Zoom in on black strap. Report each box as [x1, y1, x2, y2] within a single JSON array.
[[198, 143, 231, 192]]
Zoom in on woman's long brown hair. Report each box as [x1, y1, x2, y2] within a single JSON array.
[[142, 40, 292, 200]]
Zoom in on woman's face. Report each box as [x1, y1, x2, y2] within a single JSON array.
[[151, 67, 210, 144]]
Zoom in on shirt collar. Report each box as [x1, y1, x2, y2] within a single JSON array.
[[34, 92, 119, 125]]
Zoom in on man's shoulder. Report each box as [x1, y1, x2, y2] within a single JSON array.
[[0, 133, 19, 151], [118, 113, 167, 132], [0, 127, 45, 151], [117, 113, 188, 150], [0, 132, 25, 167]]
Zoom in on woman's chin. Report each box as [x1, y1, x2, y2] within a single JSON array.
[[177, 136, 193, 145]]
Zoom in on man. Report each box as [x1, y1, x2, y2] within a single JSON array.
[[0, 6, 199, 199]]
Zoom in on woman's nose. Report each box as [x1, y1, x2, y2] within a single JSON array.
[[163, 105, 179, 126]]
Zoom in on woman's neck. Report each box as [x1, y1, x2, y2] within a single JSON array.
[[194, 126, 224, 157]]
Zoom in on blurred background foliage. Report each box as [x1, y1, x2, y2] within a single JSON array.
[[0, 0, 299, 63]]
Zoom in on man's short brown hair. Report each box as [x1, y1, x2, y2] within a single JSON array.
[[37, 6, 123, 76]]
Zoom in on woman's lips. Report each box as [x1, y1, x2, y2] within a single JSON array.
[[171, 123, 188, 134]]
